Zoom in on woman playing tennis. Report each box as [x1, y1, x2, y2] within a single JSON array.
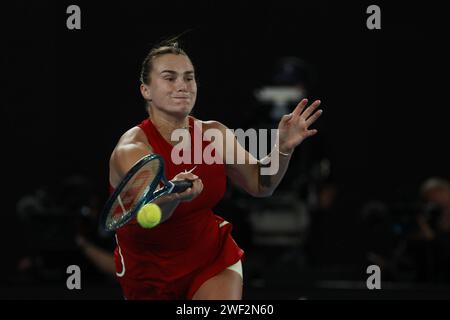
[[109, 40, 323, 299]]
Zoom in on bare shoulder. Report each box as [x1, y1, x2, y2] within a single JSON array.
[[115, 126, 149, 148], [194, 118, 229, 133], [193, 118, 235, 148], [109, 126, 152, 185]]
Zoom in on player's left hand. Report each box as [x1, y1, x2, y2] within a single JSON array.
[[277, 98, 323, 154]]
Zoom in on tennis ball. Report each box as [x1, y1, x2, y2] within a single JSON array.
[[137, 203, 162, 229]]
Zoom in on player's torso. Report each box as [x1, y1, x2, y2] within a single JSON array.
[[116, 116, 227, 251]]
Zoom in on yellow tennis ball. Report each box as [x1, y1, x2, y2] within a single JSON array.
[[137, 203, 161, 229]]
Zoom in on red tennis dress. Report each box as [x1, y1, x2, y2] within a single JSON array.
[[113, 116, 244, 299]]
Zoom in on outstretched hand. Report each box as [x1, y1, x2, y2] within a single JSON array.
[[277, 99, 323, 153]]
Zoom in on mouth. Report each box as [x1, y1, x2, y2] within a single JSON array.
[[172, 96, 190, 100]]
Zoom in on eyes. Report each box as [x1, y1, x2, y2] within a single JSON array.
[[163, 76, 195, 82]]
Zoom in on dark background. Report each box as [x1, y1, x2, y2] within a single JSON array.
[[3, 0, 449, 299]]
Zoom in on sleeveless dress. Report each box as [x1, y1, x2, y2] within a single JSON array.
[[113, 116, 244, 299]]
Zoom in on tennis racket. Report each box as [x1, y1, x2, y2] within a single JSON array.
[[100, 153, 193, 231]]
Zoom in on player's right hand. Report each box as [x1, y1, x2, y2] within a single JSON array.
[[153, 170, 203, 204], [171, 171, 203, 202]]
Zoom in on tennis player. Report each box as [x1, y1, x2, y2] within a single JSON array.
[[109, 40, 323, 299]]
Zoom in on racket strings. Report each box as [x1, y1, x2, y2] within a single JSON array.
[[108, 160, 161, 227]]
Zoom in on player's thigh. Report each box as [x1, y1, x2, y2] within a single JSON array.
[[192, 269, 243, 300]]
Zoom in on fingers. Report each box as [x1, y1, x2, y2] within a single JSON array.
[[301, 100, 321, 120], [170, 169, 204, 201], [307, 129, 318, 137], [178, 178, 203, 202], [292, 98, 309, 118], [181, 178, 202, 193], [305, 108, 323, 127], [280, 113, 293, 125], [155, 175, 203, 205], [173, 171, 199, 181], [191, 178, 203, 195], [290, 99, 322, 123]]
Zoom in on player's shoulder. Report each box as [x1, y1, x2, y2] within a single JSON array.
[[111, 126, 151, 161], [191, 116, 229, 132], [109, 126, 151, 185], [116, 126, 149, 148]]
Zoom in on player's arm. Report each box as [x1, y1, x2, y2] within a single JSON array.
[[211, 99, 322, 198], [210, 121, 291, 198], [109, 127, 153, 187]]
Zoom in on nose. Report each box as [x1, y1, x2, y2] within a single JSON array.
[[175, 78, 188, 92]]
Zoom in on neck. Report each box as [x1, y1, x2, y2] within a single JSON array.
[[148, 109, 190, 144]]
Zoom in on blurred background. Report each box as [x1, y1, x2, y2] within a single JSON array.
[[3, 0, 450, 299]]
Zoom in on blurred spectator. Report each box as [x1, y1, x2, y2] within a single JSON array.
[[72, 176, 116, 278], [14, 175, 115, 285], [407, 177, 450, 283], [358, 200, 415, 282]]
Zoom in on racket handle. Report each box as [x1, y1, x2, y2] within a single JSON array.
[[172, 180, 193, 193]]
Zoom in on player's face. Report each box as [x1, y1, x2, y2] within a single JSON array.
[[147, 54, 197, 117]]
